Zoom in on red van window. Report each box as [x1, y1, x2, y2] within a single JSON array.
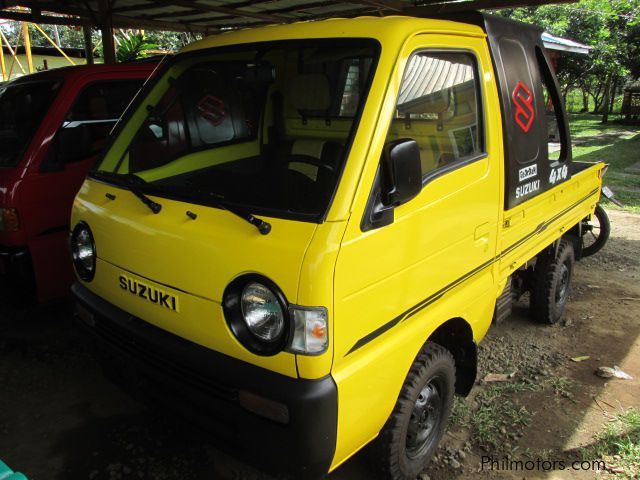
[[55, 80, 143, 164], [0, 80, 62, 168]]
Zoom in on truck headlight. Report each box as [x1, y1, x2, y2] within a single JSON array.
[[0, 208, 20, 232], [241, 282, 285, 342], [223, 275, 329, 357], [70, 222, 96, 281], [223, 275, 289, 356]]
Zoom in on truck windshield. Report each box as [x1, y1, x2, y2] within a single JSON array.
[[0, 80, 62, 167], [94, 39, 379, 221]]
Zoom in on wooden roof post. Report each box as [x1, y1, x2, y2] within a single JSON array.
[[99, 0, 116, 64], [83, 25, 94, 65]]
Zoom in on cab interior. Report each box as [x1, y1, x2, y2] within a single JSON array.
[[110, 42, 480, 219]]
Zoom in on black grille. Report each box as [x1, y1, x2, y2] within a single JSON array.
[[91, 312, 239, 404]]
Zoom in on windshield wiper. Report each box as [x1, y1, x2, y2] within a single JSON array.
[[183, 183, 271, 235], [94, 171, 162, 214]]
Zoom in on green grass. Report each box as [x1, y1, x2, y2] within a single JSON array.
[[450, 383, 537, 451], [568, 113, 640, 212], [579, 408, 640, 479], [565, 90, 624, 116], [543, 376, 576, 400]]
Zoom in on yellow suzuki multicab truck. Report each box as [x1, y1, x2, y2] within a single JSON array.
[[70, 13, 606, 479]]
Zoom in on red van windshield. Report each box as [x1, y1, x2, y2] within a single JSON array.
[[0, 79, 62, 167]]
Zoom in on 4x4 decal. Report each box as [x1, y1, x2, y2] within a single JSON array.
[[512, 81, 535, 133]]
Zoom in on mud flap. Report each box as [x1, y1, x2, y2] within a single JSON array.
[[493, 277, 513, 324]]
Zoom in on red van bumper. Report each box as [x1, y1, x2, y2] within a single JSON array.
[[0, 245, 35, 302], [0, 230, 74, 303]]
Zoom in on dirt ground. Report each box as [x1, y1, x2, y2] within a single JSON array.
[[0, 208, 638, 480]]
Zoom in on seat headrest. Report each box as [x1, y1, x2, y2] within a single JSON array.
[[291, 139, 326, 159], [290, 74, 331, 112]]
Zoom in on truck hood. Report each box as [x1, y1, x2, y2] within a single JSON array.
[[72, 178, 317, 304]]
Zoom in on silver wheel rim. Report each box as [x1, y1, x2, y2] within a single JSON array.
[[406, 378, 443, 459]]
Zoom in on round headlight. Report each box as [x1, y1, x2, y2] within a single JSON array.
[[70, 222, 96, 281], [223, 275, 290, 356], [241, 282, 285, 342]]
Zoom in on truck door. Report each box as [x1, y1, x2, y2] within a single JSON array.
[[24, 78, 143, 300], [332, 33, 503, 454]]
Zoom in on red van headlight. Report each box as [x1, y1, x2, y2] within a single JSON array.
[[0, 208, 20, 232]]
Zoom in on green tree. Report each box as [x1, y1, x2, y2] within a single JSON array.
[[498, 0, 640, 122], [116, 32, 158, 62]]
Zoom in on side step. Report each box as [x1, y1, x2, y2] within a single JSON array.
[[493, 277, 513, 325]]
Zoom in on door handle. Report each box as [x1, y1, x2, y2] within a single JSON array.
[[474, 223, 491, 252]]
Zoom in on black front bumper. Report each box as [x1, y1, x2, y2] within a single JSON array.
[[72, 283, 337, 479]]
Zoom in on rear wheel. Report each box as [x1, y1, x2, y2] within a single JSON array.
[[530, 239, 575, 324], [581, 204, 610, 258], [370, 342, 455, 480]]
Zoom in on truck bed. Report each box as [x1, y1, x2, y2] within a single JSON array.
[[497, 162, 604, 280]]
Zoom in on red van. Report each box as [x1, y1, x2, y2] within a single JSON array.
[[0, 63, 156, 302]]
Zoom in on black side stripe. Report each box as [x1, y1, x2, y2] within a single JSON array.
[[345, 187, 600, 356]]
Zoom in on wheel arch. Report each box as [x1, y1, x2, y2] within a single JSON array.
[[427, 317, 477, 396]]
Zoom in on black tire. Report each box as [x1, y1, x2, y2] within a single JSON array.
[[581, 204, 610, 258], [530, 239, 575, 324], [370, 342, 455, 480]]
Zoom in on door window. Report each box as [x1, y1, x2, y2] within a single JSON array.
[[57, 80, 143, 164], [386, 51, 485, 180]]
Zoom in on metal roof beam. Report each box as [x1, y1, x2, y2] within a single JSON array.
[[0, 1, 214, 32], [0, 9, 84, 26], [148, 0, 288, 22], [349, 0, 405, 11]]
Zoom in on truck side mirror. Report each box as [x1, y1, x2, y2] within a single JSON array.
[[382, 138, 422, 206]]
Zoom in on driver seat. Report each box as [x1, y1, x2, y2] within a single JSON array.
[[281, 73, 344, 179]]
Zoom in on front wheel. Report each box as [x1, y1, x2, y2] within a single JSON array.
[[581, 204, 610, 258], [370, 342, 455, 480], [530, 239, 575, 324]]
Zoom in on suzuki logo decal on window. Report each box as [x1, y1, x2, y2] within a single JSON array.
[[512, 81, 535, 133], [196, 95, 227, 126]]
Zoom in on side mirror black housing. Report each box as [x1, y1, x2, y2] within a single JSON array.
[[382, 138, 422, 206]]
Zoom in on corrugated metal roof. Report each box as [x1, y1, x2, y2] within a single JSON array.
[[397, 54, 474, 109], [542, 31, 591, 54], [0, 0, 579, 33]]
